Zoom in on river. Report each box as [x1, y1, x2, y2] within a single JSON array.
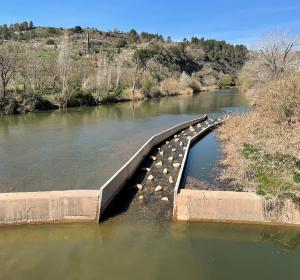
[[1, 89, 300, 280]]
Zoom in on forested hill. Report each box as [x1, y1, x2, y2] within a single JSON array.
[[0, 21, 248, 114]]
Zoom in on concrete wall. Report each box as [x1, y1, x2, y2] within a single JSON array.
[[175, 189, 300, 226], [98, 115, 208, 220], [0, 190, 99, 225], [173, 121, 223, 216]]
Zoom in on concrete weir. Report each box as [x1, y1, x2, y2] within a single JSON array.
[[98, 115, 210, 220], [173, 122, 300, 227], [0, 190, 99, 225], [0, 115, 211, 226]]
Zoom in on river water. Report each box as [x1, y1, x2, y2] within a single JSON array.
[[1, 90, 300, 280]]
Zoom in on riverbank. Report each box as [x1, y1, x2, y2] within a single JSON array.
[[216, 75, 300, 200], [0, 85, 222, 116]]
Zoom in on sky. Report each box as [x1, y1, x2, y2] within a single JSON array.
[[1, 0, 300, 46]]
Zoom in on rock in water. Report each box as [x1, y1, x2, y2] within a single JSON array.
[[189, 126, 195, 132], [163, 168, 168, 174], [155, 161, 163, 167], [169, 176, 174, 183], [136, 184, 143, 191], [142, 167, 151, 172], [147, 175, 154, 181], [155, 185, 163, 192], [173, 162, 180, 168], [161, 197, 169, 201]]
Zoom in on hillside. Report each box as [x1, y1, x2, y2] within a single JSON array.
[[0, 22, 248, 114]]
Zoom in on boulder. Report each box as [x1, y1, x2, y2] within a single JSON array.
[[163, 168, 168, 174], [138, 195, 144, 200], [150, 156, 157, 161], [169, 176, 174, 183], [168, 156, 173, 161], [155, 185, 163, 192], [173, 162, 181, 168], [189, 126, 195, 132], [155, 161, 163, 167], [136, 184, 143, 191], [147, 175, 154, 181], [161, 197, 169, 201]]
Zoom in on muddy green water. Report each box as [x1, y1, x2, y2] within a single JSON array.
[[1, 90, 300, 279], [1, 221, 300, 280]]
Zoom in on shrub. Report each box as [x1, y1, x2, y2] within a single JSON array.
[[219, 74, 233, 87], [179, 72, 201, 92], [142, 75, 155, 93]]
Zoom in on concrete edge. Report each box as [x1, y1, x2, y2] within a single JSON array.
[[97, 115, 208, 221], [172, 120, 224, 219], [175, 189, 300, 227], [0, 190, 99, 226]]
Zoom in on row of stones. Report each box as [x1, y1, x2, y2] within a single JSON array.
[[134, 124, 201, 202]]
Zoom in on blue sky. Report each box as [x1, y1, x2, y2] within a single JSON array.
[[1, 0, 300, 45]]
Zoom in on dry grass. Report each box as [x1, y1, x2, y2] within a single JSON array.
[[218, 75, 300, 198]]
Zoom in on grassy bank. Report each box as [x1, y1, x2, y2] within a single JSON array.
[[217, 75, 300, 200]]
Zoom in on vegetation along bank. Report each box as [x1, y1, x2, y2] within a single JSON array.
[[217, 31, 300, 203], [0, 21, 248, 115]]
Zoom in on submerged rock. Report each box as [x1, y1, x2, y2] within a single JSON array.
[[142, 167, 151, 172]]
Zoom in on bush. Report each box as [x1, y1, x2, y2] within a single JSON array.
[[142, 75, 155, 93], [219, 74, 233, 87], [67, 92, 96, 107], [179, 72, 201, 92], [0, 95, 18, 115]]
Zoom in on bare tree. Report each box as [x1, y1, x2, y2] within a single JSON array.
[[58, 33, 71, 107], [0, 43, 19, 99], [251, 31, 300, 80]]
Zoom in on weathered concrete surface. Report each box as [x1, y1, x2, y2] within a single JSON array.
[[0, 190, 99, 225], [98, 115, 207, 220], [175, 189, 300, 226]]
